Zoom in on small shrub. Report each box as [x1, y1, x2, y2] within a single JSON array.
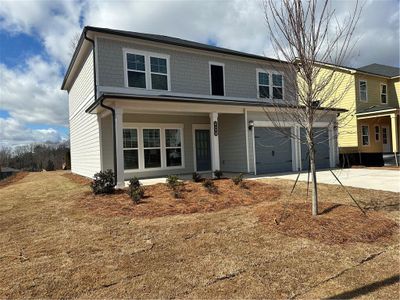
[[128, 177, 145, 204], [202, 178, 218, 194], [91, 169, 115, 194], [192, 172, 202, 182], [214, 170, 223, 179], [166, 175, 183, 199], [232, 173, 244, 185]]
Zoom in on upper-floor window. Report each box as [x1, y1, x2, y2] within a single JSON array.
[[209, 62, 225, 96], [359, 80, 367, 102], [380, 84, 387, 104], [124, 49, 170, 91], [257, 69, 284, 100]]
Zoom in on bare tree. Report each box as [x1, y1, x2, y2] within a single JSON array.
[[261, 0, 362, 215], [69, 32, 81, 56]]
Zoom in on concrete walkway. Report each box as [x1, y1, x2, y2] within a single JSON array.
[[256, 168, 400, 193]]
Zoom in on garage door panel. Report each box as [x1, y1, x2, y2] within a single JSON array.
[[255, 127, 293, 174], [300, 128, 330, 170]]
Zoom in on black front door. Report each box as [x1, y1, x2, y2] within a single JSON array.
[[195, 129, 211, 171]]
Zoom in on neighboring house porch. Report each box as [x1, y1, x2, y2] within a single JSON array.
[[356, 107, 399, 157]]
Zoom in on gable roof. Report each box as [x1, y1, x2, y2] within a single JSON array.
[[357, 63, 400, 78]]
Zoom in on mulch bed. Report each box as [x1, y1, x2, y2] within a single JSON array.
[[0, 172, 29, 189], [258, 202, 398, 245], [76, 179, 281, 218], [62, 172, 92, 185]]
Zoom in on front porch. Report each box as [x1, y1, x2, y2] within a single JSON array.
[[98, 100, 249, 187]]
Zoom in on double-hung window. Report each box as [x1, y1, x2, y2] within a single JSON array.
[[126, 53, 146, 88], [359, 80, 367, 102], [125, 49, 170, 91], [143, 129, 161, 168], [361, 125, 369, 146], [272, 74, 283, 100], [257, 69, 284, 100], [165, 129, 182, 167], [258, 71, 270, 98], [380, 84, 387, 104], [123, 128, 139, 170], [150, 57, 168, 90]]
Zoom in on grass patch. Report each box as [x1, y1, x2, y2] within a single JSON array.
[[0, 172, 29, 189]]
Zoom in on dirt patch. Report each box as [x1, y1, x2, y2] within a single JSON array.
[[62, 172, 92, 185], [258, 202, 398, 245], [0, 172, 29, 189], [76, 179, 281, 218]]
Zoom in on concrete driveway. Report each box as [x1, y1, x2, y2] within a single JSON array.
[[258, 168, 400, 193]]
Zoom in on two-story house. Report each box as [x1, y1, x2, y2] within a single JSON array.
[[311, 62, 399, 166], [61, 26, 341, 186]]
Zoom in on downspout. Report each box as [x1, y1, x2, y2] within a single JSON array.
[[84, 31, 118, 185]]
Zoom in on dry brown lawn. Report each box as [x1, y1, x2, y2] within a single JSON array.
[[0, 171, 399, 299]]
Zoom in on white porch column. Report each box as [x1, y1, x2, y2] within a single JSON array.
[[328, 123, 336, 168], [210, 112, 220, 176], [115, 107, 125, 188], [390, 113, 398, 153]]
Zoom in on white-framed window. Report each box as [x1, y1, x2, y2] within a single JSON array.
[[374, 125, 380, 142], [165, 128, 183, 167], [143, 128, 162, 169], [361, 125, 369, 146], [380, 83, 387, 104], [209, 61, 225, 96], [257, 69, 284, 100], [123, 128, 139, 170], [359, 80, 367, 102], [272, 73, 283, 100], [257, 71, 270, 98], [123, 48, 170, 91], [123, 123, 184, 172]]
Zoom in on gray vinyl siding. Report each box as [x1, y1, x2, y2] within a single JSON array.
[[219, 114, 248, 172], [68, 50, 101, 178], [96, 37, 295, 100]]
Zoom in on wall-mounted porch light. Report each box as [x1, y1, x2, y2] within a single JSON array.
[[248, 120, 254, 130]]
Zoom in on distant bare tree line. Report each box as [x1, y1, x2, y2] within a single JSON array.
[[0, 141, 70, 171]]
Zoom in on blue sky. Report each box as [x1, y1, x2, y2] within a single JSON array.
[[0, 0, 399, 147]]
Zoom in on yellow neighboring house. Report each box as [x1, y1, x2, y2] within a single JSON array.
[[314, 62, 399, 165]]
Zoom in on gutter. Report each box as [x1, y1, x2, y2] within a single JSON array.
[[86, 93, 348, 114], [84, 32, 118, 186]]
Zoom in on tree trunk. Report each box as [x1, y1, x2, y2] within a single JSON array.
[[308, 143, 318, 216]]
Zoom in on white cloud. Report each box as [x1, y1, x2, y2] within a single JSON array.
[[0, 56, 68, 126], [0, 117, 62, 147]]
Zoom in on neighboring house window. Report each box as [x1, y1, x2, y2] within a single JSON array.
[[361, 125, 369, 146], [165, 129, 182, 167], [126, 53, 146, 88], [143, 129, 161, 168], [272, 74, 283, 100], [382, 127, 388, 144], [375, 126, 380, 142], [124, 49, 170, 91], [210, 63, 225, 96], [359, 80, 367, 102], [380, 84, 387, 104], [258, 71, 270, 98], [123, 128, 139, 169], [150, 57, 168, 90]]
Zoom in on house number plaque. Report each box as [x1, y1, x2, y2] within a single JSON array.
[[213, 121, 218, 136]]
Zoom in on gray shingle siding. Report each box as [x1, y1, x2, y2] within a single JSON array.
[[96, 37, 293, 100]]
